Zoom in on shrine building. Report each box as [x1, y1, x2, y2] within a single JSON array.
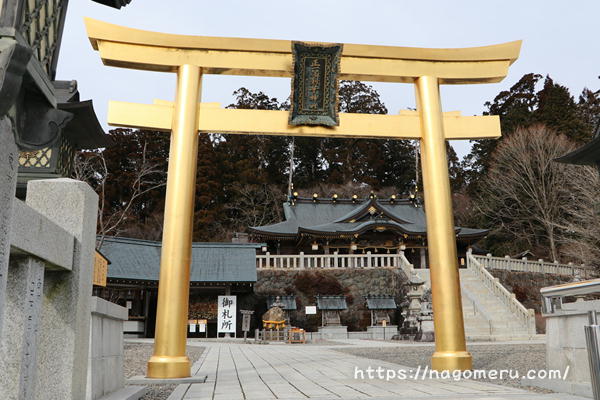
[[95, 237, 261, 338], [250, 194, 488, 269]]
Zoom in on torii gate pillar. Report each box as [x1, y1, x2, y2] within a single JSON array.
[[416, 76, 470, 369], [147, 64, 201, 378]]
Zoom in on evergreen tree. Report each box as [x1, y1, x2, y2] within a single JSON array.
[[193, 133, 225, 241], [321, 80, 416, 192], [465, 73, 598, 190]]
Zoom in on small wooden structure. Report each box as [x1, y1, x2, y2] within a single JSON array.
[[287, 328, 306, 344], [365, 295, 397, 326], [316, 295, 347, 327]]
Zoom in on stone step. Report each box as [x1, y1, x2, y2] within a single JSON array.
[[457, 271, 531, 336]]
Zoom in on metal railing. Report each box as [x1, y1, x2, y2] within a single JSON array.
[[461, 285, 494, 336], [467, 250, 536, 334], [473, 253, 592, 278], [541, 278, 600, 315]]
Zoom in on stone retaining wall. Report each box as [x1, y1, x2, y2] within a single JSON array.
[[488, 269, 573, 312], [253, 268, 408, 331], [87, 296, 128, 400]]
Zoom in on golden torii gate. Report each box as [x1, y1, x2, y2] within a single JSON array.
[[85, 18, 521, 378]]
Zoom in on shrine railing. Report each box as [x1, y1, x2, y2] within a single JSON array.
[[466, 250, 536, 335], [256, 252, 403, 269], [473, 253, 594, 278], [398, 251, 415, 277]]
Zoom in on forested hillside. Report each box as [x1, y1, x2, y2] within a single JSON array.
[[76, 76, 600, 269]]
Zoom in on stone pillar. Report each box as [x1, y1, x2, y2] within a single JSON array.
[[420, 248, 427, 269], [0, 257, 45, 400], [26, 179, 98, 400], [0, 118, 18, 336]]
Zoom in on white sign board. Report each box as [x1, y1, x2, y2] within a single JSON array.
[[305, 306, 317, 315], [218, 295, 237, 333]]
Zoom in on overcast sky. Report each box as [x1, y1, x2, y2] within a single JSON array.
[[57, 1, 600, 158]]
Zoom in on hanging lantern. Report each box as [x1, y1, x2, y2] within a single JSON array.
[[17, 81, 112, 196]]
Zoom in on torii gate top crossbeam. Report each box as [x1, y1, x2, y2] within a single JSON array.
[[85, 18, 521, 84]]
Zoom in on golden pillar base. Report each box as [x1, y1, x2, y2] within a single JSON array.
[[147, 355, 191, 379], [432, 351, 473, 372]]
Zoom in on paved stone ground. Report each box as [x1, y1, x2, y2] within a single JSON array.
[[167, 340, 588, 400], [123, 343, 205, 400], [334, 342, 548, 391]]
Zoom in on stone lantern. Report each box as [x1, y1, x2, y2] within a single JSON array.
[[400, 271, 425, 339]]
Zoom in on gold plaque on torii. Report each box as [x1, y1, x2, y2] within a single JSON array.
[[84, 17, 521, 378]]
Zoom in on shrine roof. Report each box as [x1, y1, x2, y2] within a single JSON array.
[[316, 295, 348, 310], [54, 80, 113, 149], [365, 295, 397, 310], [249, 197, 488, 241], [91, 0, 133, 9], [555, 124, 600, 168], [100, 236, 262, 283]]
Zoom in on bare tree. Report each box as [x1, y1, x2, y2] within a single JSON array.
[[74, 142, 166, 249], [475, 124, 576, 261], [224, 183, 284, 231], [556, 165, 600, 269]]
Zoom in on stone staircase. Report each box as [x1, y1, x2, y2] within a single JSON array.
[[459, 268, 534, 340], [401, 252, 537, 341]]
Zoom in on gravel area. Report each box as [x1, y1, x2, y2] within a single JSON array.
[[335, 343, 552, 392], [124, 343, 205, 400]]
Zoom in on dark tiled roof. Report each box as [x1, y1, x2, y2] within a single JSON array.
[[316, 295, 347, 310], [556, 119, 600, 170], [59, 100, 112, 149], [556, 137, 600, 168], [365, 295, 397, 310], [100, 236, 262, 283], [53, 80, 112, 149], [250, 197, 487, 240], [266, 295, 297, 310], [91, 0, 133, 8]]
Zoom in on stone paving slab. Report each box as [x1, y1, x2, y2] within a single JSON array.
[[160, 341, 591, 400]]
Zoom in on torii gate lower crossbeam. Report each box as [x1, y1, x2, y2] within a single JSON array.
[[85, 18, 521, 378]]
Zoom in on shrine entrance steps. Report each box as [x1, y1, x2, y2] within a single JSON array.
[[459, 269, 536, 341], [414, 267, 537, 341]]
